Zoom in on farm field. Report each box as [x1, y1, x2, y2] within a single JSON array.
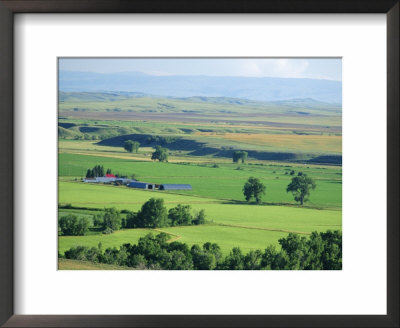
[[59, 224, 291, 256], [59, 93, 342, 128], [59, 227, 154, 254]]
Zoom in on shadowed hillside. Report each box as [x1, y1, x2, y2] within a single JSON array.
[[97, 133, 341, 164]]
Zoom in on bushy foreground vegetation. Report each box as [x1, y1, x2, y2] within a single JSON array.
[[61, 230, 342, 270], [58, 214, 90, 236], [124, 200, 206, 228], [59, 198, 206, 236]]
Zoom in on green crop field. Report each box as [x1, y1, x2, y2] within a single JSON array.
[[59, 224, 290, 256], [59, 228, 154, 254]]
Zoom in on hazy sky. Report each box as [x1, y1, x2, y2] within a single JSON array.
[[59, 58, 342, 81]]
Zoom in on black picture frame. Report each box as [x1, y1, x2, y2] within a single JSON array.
[[0, 1, 398, 327]]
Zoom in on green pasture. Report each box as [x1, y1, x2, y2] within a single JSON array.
[[58, 182, 341, 230], [59, 224, 290, 256], [58, 181, 221, 209], [159, 225, 292, 254], [59, 228, 153, 254], [59, 153, 342, 208]]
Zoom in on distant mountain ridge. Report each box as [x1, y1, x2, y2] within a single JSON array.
[[59, 71, 342, 104]]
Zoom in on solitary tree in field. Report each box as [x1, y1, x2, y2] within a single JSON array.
[[136, 198, 168, 228], [151, 145, 168, 162], [168, 204, 193, 226], [192, 209, 206, 225], [233, 151, 248, 163], [102, 208, 122, 231], [243, 177, 266, 204], [286, 174, 316, 205], [124, 140, 140, 153]]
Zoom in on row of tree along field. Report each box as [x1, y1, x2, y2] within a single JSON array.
[[60, 230, 342, 270], [58, 199, 206, 236]]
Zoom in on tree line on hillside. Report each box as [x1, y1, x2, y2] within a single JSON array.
[[58, 199, 206, 236], [61, 230, 342, 270], [242, 172, 316, 205]]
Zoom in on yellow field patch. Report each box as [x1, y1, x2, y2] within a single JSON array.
[[196, 132, 341, 153]]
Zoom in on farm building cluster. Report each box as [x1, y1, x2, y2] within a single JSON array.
[[82, 174, 192, 191]]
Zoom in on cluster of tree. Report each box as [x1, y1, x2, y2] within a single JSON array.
[[62, 230, 342, 270], [93, 208, 122, 234], [123, 199, 206, 228], [243, 177, 266, 204], [151, 145, 168, 162], [123, 140, 140, 153], [242, 173, 316, 205], [232, 151, 248, 163], [286, 174, 316, 205], [88, 200, 206, 235], [58, 214, 90, 236], [85, 165, 110, 178]]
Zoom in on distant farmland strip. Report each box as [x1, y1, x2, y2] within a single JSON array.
[[60, 111, 341, 133]]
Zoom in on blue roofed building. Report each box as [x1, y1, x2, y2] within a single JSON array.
[[128, 181, 156, 190], [159, 184, 192, 191]]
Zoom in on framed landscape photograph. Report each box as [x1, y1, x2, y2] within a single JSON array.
[[57, 57, 343, 271], [0, 0, 398, 327]]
